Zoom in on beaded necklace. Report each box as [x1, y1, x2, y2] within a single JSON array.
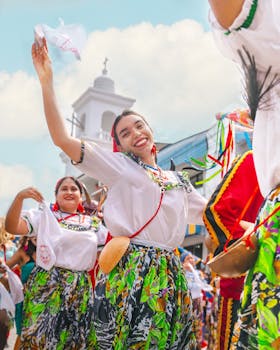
[[54, 210, 100, 232], [125, 152, 192, 192], [57, 211, 80, 224]]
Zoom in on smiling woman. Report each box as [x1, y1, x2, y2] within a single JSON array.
[[111, 110, 156, 164], [4, 176, 108, 349], [53, 176, 84, 213], [31, 35, 207, 349]]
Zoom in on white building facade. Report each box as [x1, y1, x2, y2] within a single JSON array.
[[61, 60, 135, 194]]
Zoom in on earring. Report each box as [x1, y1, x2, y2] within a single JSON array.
[[77, 203, 85, 213], [151, 144, 157, 155], [52, 202, 59, 211]]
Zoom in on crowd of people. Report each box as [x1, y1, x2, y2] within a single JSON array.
[[1, 0, 280, 349]]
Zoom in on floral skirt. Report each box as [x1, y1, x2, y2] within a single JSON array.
[[232, 187, 280, 350], [93, 243, 197, 350], [20, 266, 95, 349]]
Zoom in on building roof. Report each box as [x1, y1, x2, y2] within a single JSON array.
[[157, 125, 252, 171], [157, 128, 210, 170]]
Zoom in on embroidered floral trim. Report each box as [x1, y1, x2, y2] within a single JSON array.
[[54, 211, 101, 232], [176, 170, 193, 193], [125, 152, 192, 192], [91, 216, 100, 230]]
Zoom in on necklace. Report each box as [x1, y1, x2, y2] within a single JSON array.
[[125, 151, 192, 192], [57, 211, 81, 224], [55, 210, 101, 232], [143, 164, 167, 189]]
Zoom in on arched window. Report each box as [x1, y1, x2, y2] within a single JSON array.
[[99, 111, 116, 140], [75, 113, 85, 138]]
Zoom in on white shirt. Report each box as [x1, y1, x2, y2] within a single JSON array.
[[23, 202, 108, 271], [185, 265, 212, 300], [210, 0, 280, 197], [76, 143, 206, 250]]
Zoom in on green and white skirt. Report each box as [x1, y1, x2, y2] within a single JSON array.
[[93, 243, 197, 350], [20, 266, 95, 349]]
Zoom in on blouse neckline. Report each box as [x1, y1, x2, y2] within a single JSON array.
[[125, 151, 192, 192]]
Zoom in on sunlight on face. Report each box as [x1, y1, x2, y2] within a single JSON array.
[[55, 178, 82, 213], [115, 114, 154, 158]]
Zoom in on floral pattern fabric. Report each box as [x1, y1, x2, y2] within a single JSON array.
[[93, 243, 197, 350], [232, 187, 280, 350], [20, 266, 95, 349]]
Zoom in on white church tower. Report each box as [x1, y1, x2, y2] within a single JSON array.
[[61, 58, 135, 185]]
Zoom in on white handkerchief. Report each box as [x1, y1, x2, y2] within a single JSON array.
[[36, 201, 57, 271], [34, 18, 87, 60]]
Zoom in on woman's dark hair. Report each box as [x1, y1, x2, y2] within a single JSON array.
[[54, 176, 83, 195], [112, 110, 152, 146], [0, 309, 9, 349], [19, 236, 36, 258]]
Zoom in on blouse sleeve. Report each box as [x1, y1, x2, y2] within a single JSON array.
[[96, 224, 108, 248], [74, 142, 131, 188], [21, 207, 43, 237], [186, 186, 207, 225], [209, 0, 280, 72]]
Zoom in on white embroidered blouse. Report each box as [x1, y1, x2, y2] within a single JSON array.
[[75, 143, 207, 250], [23, 202, 108, 271]]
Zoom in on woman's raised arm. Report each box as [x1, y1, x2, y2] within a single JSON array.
[[208, 0, 245, 28], [32, 38, 81, 162], [5, 187, 43, 235]]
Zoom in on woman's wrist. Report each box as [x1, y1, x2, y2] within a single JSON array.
[[15, 193, 25, 203], [40, 76, 54, 90]]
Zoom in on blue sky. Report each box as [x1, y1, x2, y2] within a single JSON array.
[[0, 0, 209, 73], [0, 0, 242, 215]]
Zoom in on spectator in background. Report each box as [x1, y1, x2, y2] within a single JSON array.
[[181, 249, 212, 349]]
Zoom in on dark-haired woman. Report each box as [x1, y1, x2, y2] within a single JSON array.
[[31, 38, 206, 349], [5, 178, 107, 349]]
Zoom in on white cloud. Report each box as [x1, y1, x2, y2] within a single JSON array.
[[0, 164, 34, 198], [0, 162, 66, 216], [0, 19, 243, 142], [0, 71, 47, 139], [0, 163, 34, 215]]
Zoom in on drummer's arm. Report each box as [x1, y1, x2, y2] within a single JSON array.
[[209, 0, 245, 28]]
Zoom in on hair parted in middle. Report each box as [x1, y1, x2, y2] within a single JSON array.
[[54, 176, 83, 195], [111, 110, 153, 146]]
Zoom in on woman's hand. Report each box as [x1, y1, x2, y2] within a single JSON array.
[[31, 38, 53, 86], [5, 187, 44, 235], [16, 187, 44, 203]]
